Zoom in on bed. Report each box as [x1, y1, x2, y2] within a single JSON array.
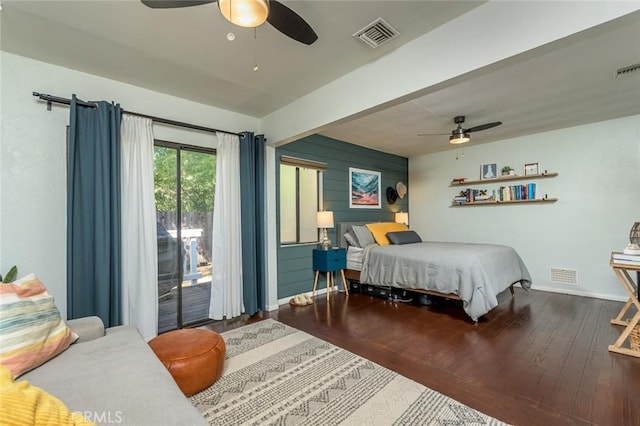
[[337, 222, 532, 321]]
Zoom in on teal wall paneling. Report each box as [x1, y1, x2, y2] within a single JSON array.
[[275, 134, 408, 299]]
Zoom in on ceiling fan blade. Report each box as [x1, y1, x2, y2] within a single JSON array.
[[464, 121, 502, 133], [417, 132, 449, 136], [141, 0, 216, 9], [267, 0, 318, 45]]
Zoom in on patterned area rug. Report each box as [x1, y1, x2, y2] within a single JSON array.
[[190, 319, 508, 426]]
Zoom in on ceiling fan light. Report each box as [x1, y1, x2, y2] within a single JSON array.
[[219, 0, 269, 28], [449, 133, 470, 144]]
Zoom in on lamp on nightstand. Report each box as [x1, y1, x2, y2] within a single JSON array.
[[395, 212, 409, 226], [316, 211, 334, 250]]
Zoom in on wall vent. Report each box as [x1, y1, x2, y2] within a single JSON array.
[[615, 63, 640, 79], [550, 268, 578, 285], [353, 18, 400, 49]]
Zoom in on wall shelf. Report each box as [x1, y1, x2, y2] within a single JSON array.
[[450, 172, 558, 186], [451, 197, 558, 207], [451, 171, 558, 206]]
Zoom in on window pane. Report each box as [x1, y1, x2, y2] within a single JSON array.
[[179, 150, 215, 327], [155, 144, 216, 333], [280, 165, 297, 243], [299, 168, 318, 243]]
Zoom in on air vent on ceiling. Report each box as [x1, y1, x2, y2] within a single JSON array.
[[615, 63, 640, 79], [353, 18, 400, 49], [550, 268, 578, 285]]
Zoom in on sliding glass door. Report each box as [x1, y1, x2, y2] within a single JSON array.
[[154, 141, 216, 332]]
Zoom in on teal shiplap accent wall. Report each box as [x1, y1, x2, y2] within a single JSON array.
[[276, 134, 408, 299]]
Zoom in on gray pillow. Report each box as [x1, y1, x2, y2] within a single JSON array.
[[344, 231, 359, 247], [387, 230, 422, 245], [352, 225, 376, 247]]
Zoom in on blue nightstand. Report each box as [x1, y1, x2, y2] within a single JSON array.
[[312, 248, 349, 300]]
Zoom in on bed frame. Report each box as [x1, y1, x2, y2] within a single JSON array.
[[337, 221, 516, 301], [343, 268, 515, 300]]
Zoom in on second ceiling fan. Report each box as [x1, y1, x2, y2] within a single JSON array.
[[419, 115, 502, 144], [142, 0, 318, 45]]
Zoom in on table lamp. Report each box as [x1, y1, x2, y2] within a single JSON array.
[[395, 212, 409, 226], [316, 211, 334, 250]]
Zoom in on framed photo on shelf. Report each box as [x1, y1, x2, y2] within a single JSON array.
[[524, 162, 540, 176], [480, 163, 498, 180], [349, 167, 381, 209]]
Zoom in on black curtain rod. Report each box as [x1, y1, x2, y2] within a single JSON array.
[[32, 92, 241, 137]]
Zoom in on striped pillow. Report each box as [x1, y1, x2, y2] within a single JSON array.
[[0, 274, 76, 378]]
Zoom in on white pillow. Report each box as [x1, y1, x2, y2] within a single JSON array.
[[352, 225, 376, 247], [344, 231, 359, 247]]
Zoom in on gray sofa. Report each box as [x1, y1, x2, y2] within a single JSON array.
[[21, 316, 208, 426]]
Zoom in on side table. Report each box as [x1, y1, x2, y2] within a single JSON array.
[[608, 252, 640, 358], [312, 248, 349, 301]]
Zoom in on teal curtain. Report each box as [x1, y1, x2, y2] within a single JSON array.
[[239, 132, 266, 315], [67, 95, 122, 326]]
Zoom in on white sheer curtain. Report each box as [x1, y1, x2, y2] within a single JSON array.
[[209, 132, 244, 319], [120, 115, 158, 340]]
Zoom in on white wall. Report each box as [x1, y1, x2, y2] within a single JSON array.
[[409, 115, 640, 301], [0, 52, 260, 317]]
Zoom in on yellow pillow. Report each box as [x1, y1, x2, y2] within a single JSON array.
[[0, 365, 95, 425], [365, 222, 409, 246]]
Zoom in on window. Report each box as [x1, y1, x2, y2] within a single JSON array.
[[279, 156, 326, 245]]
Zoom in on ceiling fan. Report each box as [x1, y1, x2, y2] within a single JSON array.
[[141, 0, 318, 46], [419, 115, 502, 144]]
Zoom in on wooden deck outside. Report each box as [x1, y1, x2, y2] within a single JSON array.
[[158, 281, 211, 333]]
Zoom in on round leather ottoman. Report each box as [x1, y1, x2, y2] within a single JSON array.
[[149, 328, 225, 396]]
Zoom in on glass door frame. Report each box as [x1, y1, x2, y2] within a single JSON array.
[[155, 139, 216, 330]]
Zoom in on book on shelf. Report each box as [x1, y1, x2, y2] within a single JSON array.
[[612, 252, 640, 262], [612, 258, 640, 267], [452, 190, 494, 204], [498, 183, 537, 201], [527, 183, 536, 200], [453, 197, 468, 204]]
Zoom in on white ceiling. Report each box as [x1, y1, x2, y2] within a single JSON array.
[[321, 12, 640, 156], [2, 1, 640, 157]]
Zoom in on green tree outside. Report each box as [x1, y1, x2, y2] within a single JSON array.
[[154, 146, 216, 212]]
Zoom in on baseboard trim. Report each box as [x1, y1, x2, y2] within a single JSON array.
[[530, 284, 627, 302], [269, 285, 627, 311]]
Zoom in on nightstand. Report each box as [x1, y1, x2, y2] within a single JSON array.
[[609, 252, 640, 358], [312, 248, 349, 300]]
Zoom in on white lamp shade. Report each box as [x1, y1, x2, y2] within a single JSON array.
[[316, 211, 334, 228], [395, 212, 409, 225], [219, 0, 269, 28]]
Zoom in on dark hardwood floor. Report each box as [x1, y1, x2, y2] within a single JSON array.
[[201, 288, 640, 426]]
